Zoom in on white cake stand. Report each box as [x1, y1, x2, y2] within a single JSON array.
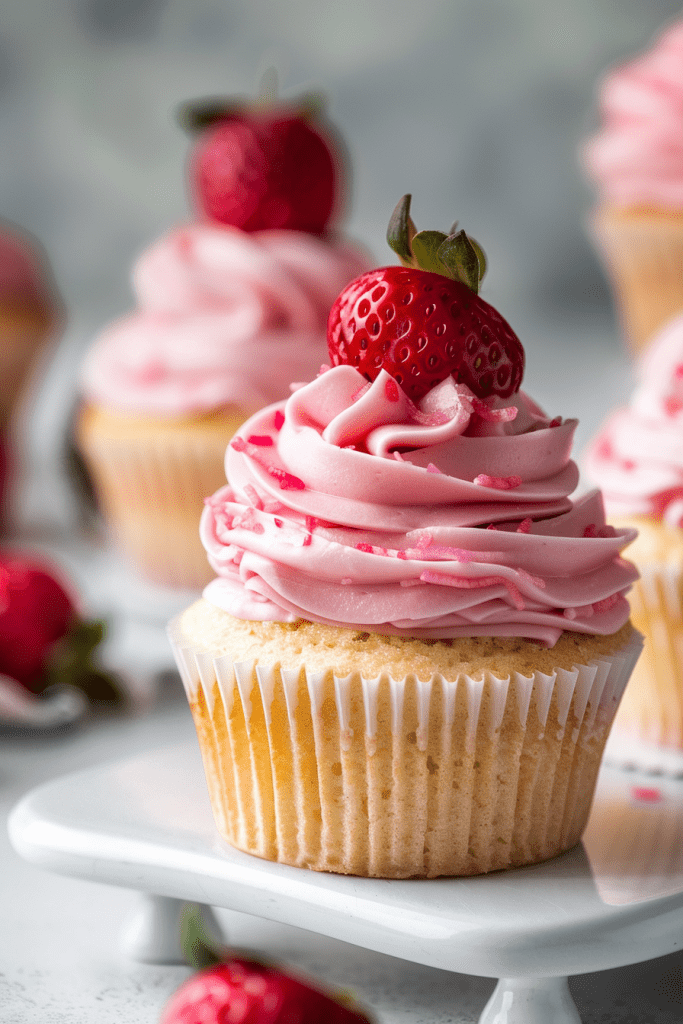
[[8, 739, 683, 1024]]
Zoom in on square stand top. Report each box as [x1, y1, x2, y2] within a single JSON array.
[[8, 738, 683, 981]]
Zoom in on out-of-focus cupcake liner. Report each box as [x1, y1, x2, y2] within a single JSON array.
[[0, 304, 52, 429], [604, 566, 683, 774], [76, 408, 234, 589], [169, 617, 642, 878], [590, 210, 683, 354]]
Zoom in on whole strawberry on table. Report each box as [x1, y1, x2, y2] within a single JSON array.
[[160, 905, 374, 1024], [328, 193, 524, 401], [0, 550, 120, 729]]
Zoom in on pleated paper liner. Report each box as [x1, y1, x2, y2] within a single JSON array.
[[604, 565, 683, 776], [590, 208, 683, 354], [169, 617, 642, 878], [76, 403, 246, 589]]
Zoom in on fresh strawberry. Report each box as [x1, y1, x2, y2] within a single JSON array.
[[180, 74, 341, 234], [327, 194, 524, 402], [0, 556, 75, 690], [0, 551, 119, 702], [160, 957, 373, 1024], [160, 905, 374, 1024]]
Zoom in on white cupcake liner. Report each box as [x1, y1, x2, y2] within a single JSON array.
[[77, 407, 232, 588], [169, 616, 642, 878], [605, 564, 683, 771], [591, 210, 683, 353]]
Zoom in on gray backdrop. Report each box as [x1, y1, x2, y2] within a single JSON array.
[[3, 0, 683, 529]]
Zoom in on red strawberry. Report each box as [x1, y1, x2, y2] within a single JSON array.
[[160, 957, 373, 1024], [161, 905, 374, 1024], [180, 75, 341, 234], [327, 195, 524, 402], [0, 551, 119, 702], [0, 555, 75, 691]]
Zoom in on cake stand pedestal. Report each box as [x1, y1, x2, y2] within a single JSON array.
[[9, 740, 683, 1024]]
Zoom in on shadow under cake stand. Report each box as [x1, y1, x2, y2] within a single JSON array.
[[8, 738, 683, 1024]]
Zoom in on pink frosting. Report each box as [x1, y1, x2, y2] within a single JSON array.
[[584, 21, 683, 208], [585, 311, 683, 523], [201, 365, 637, 646], [79, 224, 370, 415]]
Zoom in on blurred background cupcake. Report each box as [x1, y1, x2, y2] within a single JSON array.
[[584, 311, 683, 772], [583, 17, 683, 355], [0, 224, 62, 525], [75, 87, 370, 590]]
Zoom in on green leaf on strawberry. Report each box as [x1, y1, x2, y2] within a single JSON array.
[[386, 194, 487, 293]]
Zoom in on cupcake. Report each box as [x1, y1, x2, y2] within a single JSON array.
[[0, 224, 58, 432], [76, 87, 370, 589], [583, 19, 683, 353], [585, 311, 683, 771], [170, 197, 641, 877]]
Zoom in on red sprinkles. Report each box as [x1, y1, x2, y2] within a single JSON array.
[[474, 474, 522, 490], [385, 378, 400, 402]]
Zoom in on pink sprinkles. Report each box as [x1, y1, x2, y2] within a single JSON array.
[[631, 786, 662, 803], [385, 378, 400, 402], [247, 434, 274, 446], [471, 398, 518, 423], [420, 570, 525, 610], [273, 410, 285, 431], [268, 466, 305, 490], [474, 474, 522, 490]]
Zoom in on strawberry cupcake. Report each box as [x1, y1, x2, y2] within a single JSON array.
[[169, 197, 641, 878], [583, 18, 683, 353], [585, 311, 683, 772], [76, 88, 370, 589]]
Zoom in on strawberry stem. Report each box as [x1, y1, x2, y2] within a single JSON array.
[[180, 904, 225, 971]]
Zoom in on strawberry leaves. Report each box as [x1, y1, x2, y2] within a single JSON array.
[[386, 194, 487, 293]]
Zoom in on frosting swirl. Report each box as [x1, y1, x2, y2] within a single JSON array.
[[80, 224, 369, 415], [201, 365, 637, 645], [585, 311, 683, 523], [583, 21, 683, 208]]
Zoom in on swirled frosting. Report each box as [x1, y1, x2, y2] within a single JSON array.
[[79, 224, 370, 415], [583, 21, 683, 208], [200, 365, 637, 646], [585, 311, 683, 523]]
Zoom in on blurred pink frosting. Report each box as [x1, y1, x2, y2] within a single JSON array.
[[585, 311, 683, 523], [201, 365, 637, 646], [79, 224, 370, 415], [583, 20, 683, 208]]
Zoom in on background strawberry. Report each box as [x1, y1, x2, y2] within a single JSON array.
[[160, 905, 374, 1024], [0, 551, 119, 702], [327, 194, 525, 402], [179, 74, 343, 234]]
